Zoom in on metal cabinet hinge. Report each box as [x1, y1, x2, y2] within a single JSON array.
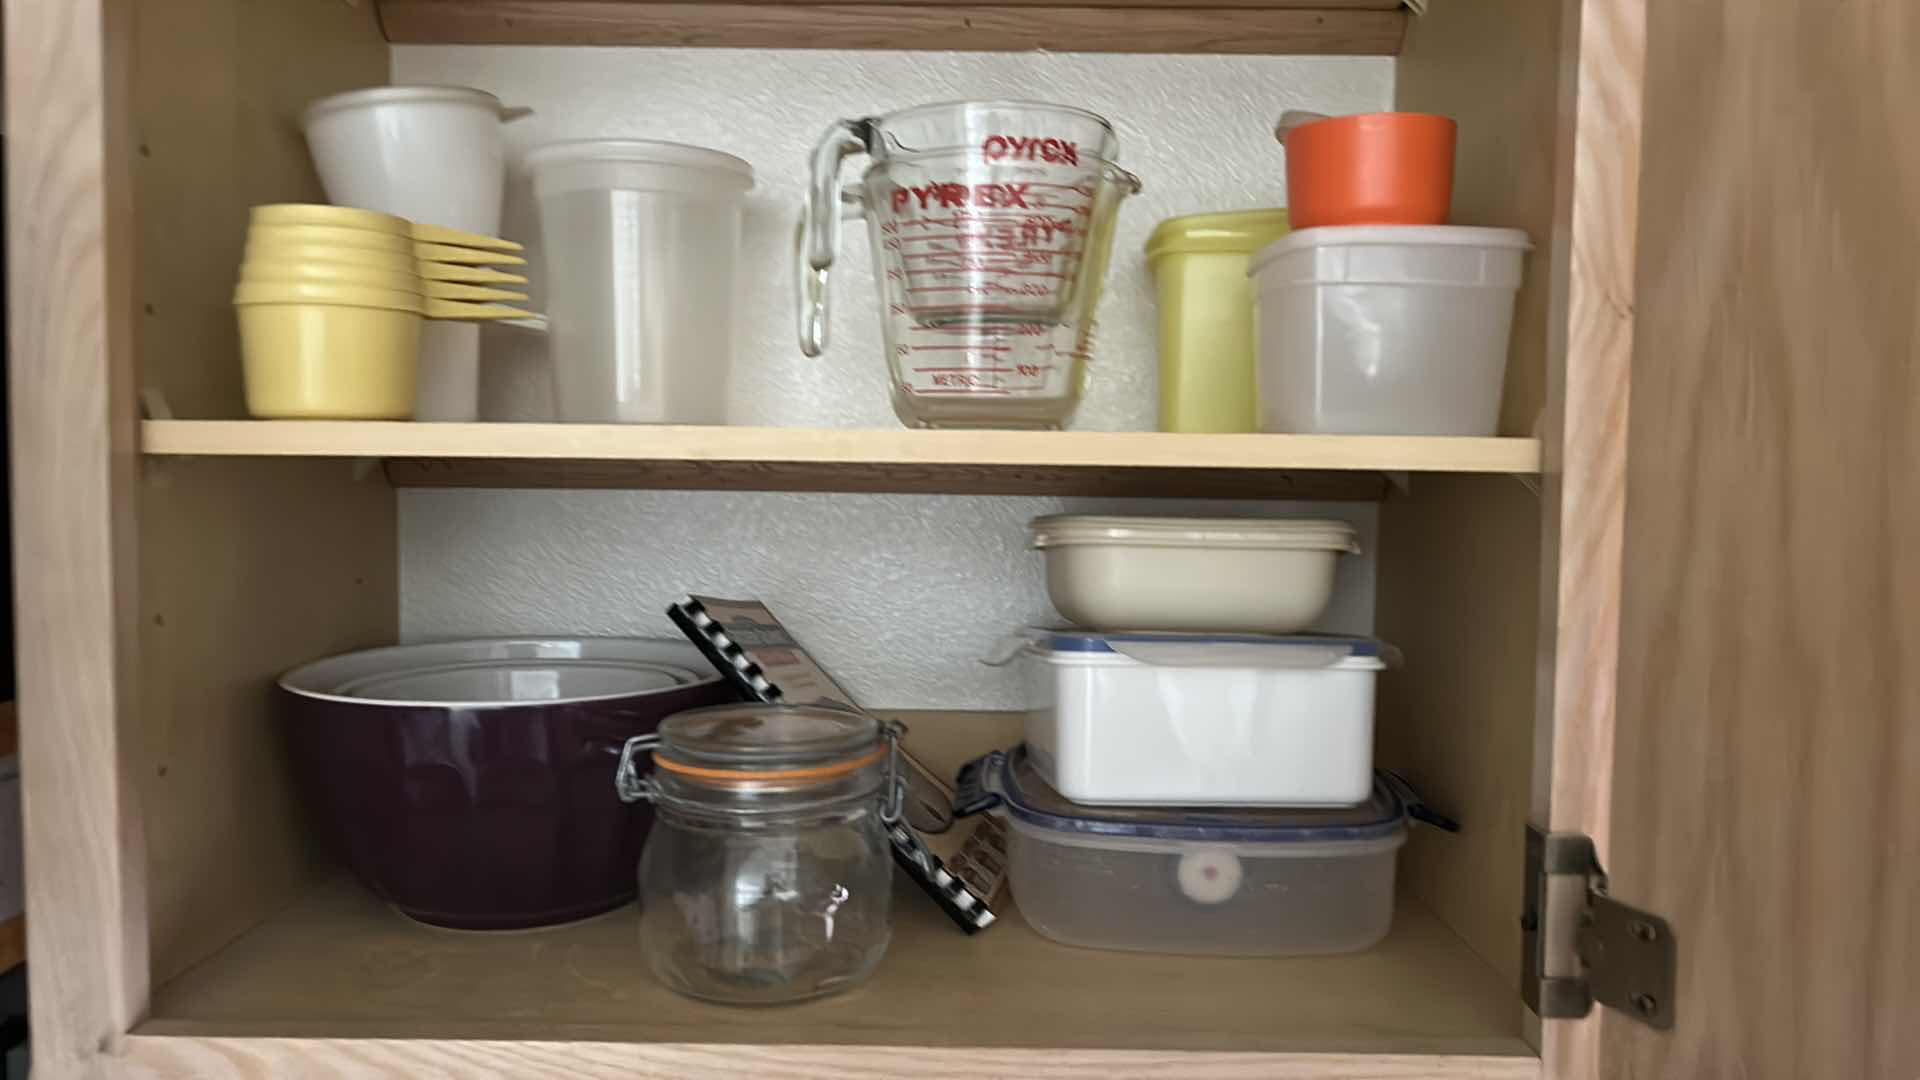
[[1521, 826, 1677, 1030]]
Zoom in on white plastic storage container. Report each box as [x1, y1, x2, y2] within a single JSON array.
[[1016, 630, 1390, 806], [525, 140, 753, 424], [955, 747, 1409, 956], [1249, 225, 1531, 436], [1028, 515, 1360, 634], [302, 86, 528, 423]]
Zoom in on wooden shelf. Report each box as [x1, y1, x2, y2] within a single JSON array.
[[140, 874, 1530, 1067], [376, 0, 1409, 56], [141, 421, 1541, 499]]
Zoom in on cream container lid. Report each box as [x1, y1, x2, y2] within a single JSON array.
[[1029, 514, 1360, 553]]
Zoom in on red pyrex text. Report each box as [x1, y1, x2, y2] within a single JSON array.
[[891, 183, 1035, 211], [980, 135, 1080, 165]]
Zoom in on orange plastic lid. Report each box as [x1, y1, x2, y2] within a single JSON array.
[[652, 703, 883, 787]]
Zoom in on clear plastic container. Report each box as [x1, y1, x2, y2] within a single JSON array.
[[957, 747, 1408, 956], [1249, 225, 1531, 436], [614, 704, 900, 1003], [526, 140, 753, 424]]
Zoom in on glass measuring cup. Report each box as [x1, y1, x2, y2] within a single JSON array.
[[798, 101, 1141, 429]]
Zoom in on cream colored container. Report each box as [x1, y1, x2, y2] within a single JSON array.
[[1144, 210, 1291, 433], [1028, 514, 1360, 633], [234, 282, 422, 419]]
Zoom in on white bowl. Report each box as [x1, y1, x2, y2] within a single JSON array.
[[1028, 515, 1360, 633], [280, 636, 716, 707]]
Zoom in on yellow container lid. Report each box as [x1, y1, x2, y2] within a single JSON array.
[[1145, 209, 1292, 262]]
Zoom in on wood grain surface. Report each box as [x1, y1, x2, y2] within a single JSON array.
[[0, 917, 26, 977], [139, 874, 1527, 1058], [376, 0, 1408, 54], [1530, 0, 1646, 1070], [1595, 0, 1920, 1073], [144, 420, 1543, 469], [129, 0, 395, 988], [1376, 474, 1540, 996], [383, 457, 1395, 498], [5, 0, 150, 1074], [1394, 0, 1563, 440], [108, 1037, 1538, 1079]]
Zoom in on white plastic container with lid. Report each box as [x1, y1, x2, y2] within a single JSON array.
[[525, 140, 754, 424], [1029, 514, 1360, 634], [1012, 629, 1392, 806], [1249, 225, 1532, 436], [303, 86, 531, 424], [955, 747, 1415, 955]]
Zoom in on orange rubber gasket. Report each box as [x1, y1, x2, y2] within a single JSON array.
[[654, 744, 885, 783]]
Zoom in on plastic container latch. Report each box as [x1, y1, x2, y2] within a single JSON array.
[[1380, 769, 1460, 833], [952, 750, 1008, 818]]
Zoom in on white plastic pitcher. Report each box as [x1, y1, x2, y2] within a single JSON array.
[[302, 86, 531, 423], [525, 140, 754, 425]]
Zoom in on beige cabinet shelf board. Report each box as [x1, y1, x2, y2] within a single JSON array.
[[137, 875, 1532, 1067], [375, 0, 1409, 55], [141, 421, 1541, 498]]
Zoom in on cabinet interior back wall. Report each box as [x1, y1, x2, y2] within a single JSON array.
[[130, 0, 1560, 1026]]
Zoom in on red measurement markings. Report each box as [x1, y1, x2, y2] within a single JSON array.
[[892, 231, 1077, 247], [900, 306, 1051, 318], [902, 322, 1013, 332], [901, 256, 1080, 270], [888, 207, 1089, 225]]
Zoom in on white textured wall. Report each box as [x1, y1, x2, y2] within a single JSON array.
[[393, 47, 1393, 708], [394, 46, 1391, 428], [402, 491, 1377, 710]]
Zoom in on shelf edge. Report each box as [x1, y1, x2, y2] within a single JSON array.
[[141, 422, 1543, 475]]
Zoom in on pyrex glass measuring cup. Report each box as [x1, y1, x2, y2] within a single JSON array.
[[799, 101, 1141, 429]]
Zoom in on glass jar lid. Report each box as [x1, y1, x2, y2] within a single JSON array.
[[655, 704, 884, 784]]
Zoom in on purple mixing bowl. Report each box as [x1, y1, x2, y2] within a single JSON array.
[[279, 637, 733, 930]]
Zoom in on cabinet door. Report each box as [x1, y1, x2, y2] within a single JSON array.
[[1582, 0, 1919, 1073]]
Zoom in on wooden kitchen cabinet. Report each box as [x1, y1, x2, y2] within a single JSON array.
[[7, 0, 1914, 1076]]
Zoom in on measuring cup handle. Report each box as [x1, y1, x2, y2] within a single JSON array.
[[794, 213, 833, 359], [798, 118, 870, 357]]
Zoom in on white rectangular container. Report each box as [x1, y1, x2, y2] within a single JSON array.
[[1249, 225, 1531, 436], [1018, 630, 1389, 806], [957, 747, 1408, 956]]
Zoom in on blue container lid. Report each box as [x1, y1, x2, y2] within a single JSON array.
[[1031, 629, 1388, 657], [957, 746, 1407, 844]]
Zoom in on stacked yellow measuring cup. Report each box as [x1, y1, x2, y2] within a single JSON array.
[[237, 204, 534, 418]]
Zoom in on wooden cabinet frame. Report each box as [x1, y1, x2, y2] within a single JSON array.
[[14, 0, 1914, 1075]]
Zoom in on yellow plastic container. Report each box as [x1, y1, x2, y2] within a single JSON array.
[[1145, 209, 1292, 433], [240, 259, 424, 294], [241, 243, 419, 273], [250, 203, 412, 234], [246, 223, 416, 253], [234, 283, 421, 419]]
